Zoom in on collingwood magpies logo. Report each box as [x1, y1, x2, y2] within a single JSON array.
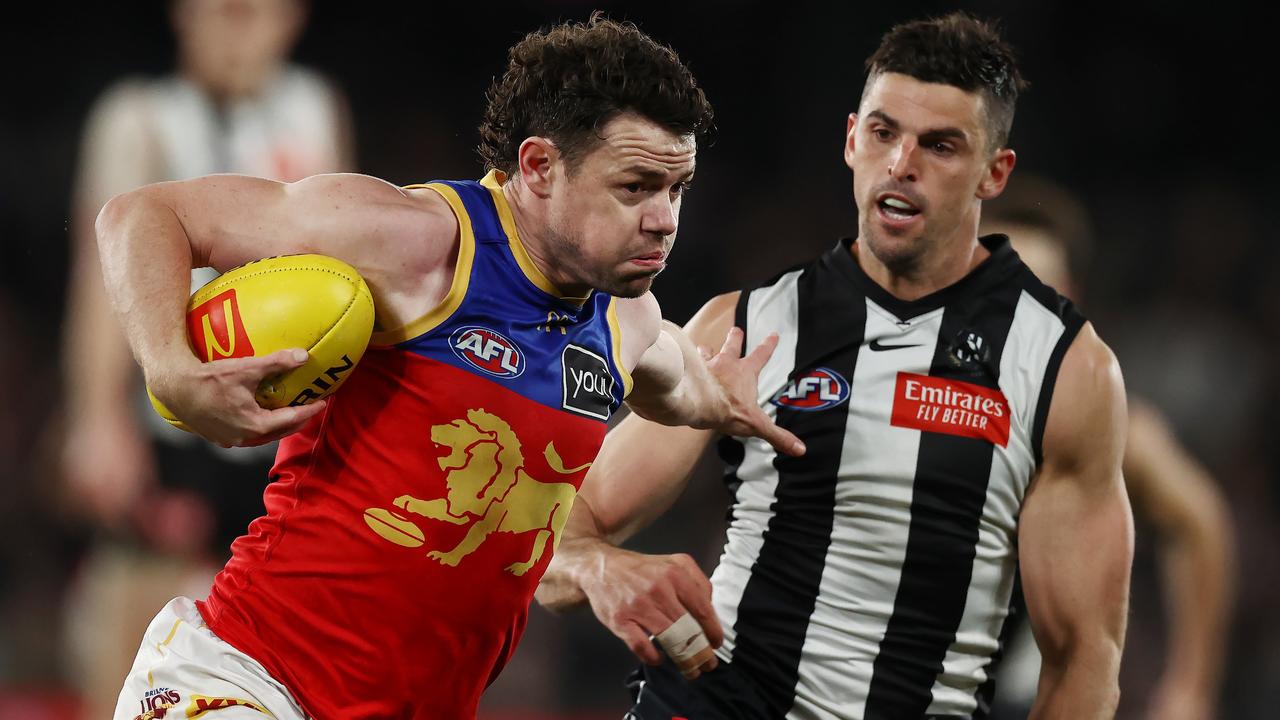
[[947, 329, 991, 375]]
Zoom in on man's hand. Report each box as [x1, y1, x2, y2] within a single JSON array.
[[702, 327, 804, 456], [148, 348, 327, 447], [627, 318, 805, 459], [577, 543, 724, 679]]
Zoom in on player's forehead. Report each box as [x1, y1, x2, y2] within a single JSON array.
[[860, 72, 987, 140], [588, 112, 697, 177]]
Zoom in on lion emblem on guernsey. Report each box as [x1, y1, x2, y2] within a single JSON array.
[[362, 409, 589, 576]]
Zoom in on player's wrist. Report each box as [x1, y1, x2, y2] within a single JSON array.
[[572, 538, 631, 596], [141, 349, 205, 410]]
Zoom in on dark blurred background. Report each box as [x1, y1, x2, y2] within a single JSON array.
[[2, 1, 1277, 718]]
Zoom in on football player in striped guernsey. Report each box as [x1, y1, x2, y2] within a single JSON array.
[[539, 13, 1134, 720]]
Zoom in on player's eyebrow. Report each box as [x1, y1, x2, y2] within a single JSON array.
[[865, 109, 901, 129], [619, 165, 696, 182], [620, 166, 669, 179], [867, 109, 968, 143]]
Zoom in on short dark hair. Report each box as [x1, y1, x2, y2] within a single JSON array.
[[864, 12, 1027, 150], [478, 14, 714, 175]]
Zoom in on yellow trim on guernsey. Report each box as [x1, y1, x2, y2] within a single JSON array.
[[370, 183, 477, 346], [480, 170, 591, 306], [146, 617, 184, 686], [606, 297, 634, 398]]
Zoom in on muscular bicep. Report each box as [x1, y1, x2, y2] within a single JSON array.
[[1019, 324, 1133, 663], [154, 173, 440, 272], [622, 291, 740, 404], [121, 172, 457, 326]]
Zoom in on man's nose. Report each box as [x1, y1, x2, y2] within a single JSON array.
[[888, 137, 919, 182], [642, 196, 678, 236]]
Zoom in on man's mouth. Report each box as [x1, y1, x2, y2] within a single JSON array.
[[876, 193, 922, 220], [631, 251, 666, 267]]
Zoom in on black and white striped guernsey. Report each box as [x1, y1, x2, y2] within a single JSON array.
[[635, 235, 1084, 720]]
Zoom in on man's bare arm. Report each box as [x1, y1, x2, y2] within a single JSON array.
[[616, 292, 803, 458], [537, 293, 739, 676], [95, 172, 457, 445], [1021, 323, 1134, 719], [1124, 400, 1235, 720]]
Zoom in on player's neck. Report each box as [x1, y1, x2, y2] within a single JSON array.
[[853, 233, 989, 302], [501, 180, 593, 298]]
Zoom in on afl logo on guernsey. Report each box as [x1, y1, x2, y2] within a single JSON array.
[[450, 326, 525, 378], [771, 368, 850, 411]]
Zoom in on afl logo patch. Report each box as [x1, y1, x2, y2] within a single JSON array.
[[450, 326, 525, 378], [771, 368, 850, 411]]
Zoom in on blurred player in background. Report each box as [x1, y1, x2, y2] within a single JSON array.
[[539, 13, 1134, 719], [59, 0, 352, 716], [981, 175, 1236, 720], [93, 14, 804, 720]]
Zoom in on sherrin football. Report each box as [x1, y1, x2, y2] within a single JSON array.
[[149, 254, 376, 432]]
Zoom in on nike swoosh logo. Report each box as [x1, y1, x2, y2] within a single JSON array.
[[869, 339, 923, 351]]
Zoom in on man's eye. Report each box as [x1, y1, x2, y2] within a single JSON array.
[[932, 142, 954, 155], [624, 183, 643, 193], [672, 182, 691, 196], [873, 128, 893, 141]]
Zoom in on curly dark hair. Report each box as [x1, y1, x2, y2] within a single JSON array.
[[477, 14, 714, 175], [864, 12, 1028, 150]]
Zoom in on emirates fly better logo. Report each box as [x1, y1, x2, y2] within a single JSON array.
[[891, 372, 1011, 446]]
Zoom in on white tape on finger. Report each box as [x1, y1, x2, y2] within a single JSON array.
[[654, 612, 711, 664]]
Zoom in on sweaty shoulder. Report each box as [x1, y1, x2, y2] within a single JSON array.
[[278, 173, 461, 329], [612, 293, 662, 374], [612, 291, 741, 374], [1041, 322, 1127, 477], [286, 174, 458, 273]]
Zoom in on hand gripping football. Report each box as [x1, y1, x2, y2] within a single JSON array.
[[148, 254, 375, 432]]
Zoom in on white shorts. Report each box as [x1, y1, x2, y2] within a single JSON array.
[[113, 597, 308, 720]]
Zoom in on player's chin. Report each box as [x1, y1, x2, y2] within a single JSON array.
[[860, 229, 928, 270], [603, 270, 659, 298]]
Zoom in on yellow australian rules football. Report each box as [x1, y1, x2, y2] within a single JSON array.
[[148, 254, 376, 432]]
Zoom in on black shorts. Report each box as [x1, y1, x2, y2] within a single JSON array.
[[625, 654, 769, 720], [625, 654, 974, 720]]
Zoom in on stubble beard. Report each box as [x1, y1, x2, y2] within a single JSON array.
[[858, 215, 932, 277], [544, 220, 656, 299]]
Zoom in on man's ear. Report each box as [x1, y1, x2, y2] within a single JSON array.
[[843, 113, 858, 170], [977, 148, 1016, 200], [516, 137, 561, 199]]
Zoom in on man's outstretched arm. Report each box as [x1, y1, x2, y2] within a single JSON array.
[[539, 292, 743, 679], [615, 291, 803, 458]]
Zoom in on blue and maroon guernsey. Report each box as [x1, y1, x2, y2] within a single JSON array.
[[199, 171, 632, 719]]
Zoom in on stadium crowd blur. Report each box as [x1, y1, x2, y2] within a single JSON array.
[[1, 1, 1276, 718]]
